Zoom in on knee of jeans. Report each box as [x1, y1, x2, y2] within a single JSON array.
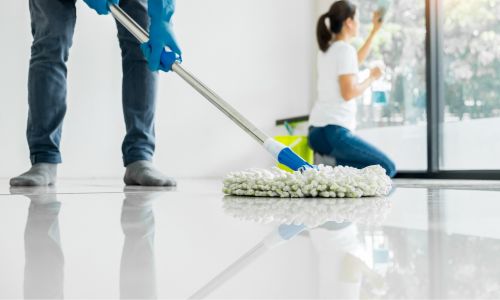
[[31, 32, 73, 63], [119, 42, 148, 62], [382, 159, 397, 177]]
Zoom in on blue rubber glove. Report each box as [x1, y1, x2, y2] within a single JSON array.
[[83, 0, 119, 15], [141, 0, 182, 72]]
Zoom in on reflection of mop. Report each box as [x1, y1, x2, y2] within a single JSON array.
[[189, 196, 391, 299], [188, 223, 306, 299], [223, 165, 392, 198], [223, 195, 392, 228]]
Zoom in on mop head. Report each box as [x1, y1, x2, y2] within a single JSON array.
[[223, 165, 391, 198], [223, 196, 391, 228]]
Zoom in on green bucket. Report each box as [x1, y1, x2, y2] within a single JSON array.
[[274, 135, 314, 172]]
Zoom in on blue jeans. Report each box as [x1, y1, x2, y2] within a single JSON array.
[[27, 0, 157, 166], [308, 125, 397, 177]]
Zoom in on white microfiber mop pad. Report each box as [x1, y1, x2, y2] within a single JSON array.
[[223, 165, 392, 198], [223, 196, 391, 228]]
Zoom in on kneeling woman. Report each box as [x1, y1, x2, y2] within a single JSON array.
[[308, 0, 396, 177]]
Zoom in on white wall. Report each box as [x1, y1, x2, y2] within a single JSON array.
[[0, 0, 316, 179]]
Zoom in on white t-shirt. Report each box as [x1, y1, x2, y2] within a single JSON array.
[[309, 41, 359, 131]]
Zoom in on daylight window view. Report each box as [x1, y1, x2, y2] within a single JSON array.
[[354, 0, 500, 171]]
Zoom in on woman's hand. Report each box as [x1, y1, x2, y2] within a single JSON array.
[[372, 11, 383, 34], [370, 67, 383, 81], [358, 11, 383, 64], [339, 67, 383, 101]]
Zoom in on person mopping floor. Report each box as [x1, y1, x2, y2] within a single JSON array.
[[10, 0, 181, 187]]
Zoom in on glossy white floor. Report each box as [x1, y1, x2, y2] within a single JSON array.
[[1, 178, 499, 299]]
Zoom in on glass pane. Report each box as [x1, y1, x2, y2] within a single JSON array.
[[355, 0, 427, 170], [442, 0, 500, 170]]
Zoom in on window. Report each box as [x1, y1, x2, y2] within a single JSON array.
[[355, 0, 427, 170], [441, 0, 500, 170]]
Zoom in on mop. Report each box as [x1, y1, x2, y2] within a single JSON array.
[[223, 164, 392, 198], [108, 4, 392, 196]]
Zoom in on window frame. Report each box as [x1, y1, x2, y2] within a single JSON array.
[[395, 0, 500, 180]]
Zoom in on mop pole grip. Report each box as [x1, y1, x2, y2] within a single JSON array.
[[108, 3, 178, 71], [160, 50, 178, 71]]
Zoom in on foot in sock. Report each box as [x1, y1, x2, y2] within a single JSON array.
[[124, 160, 177, 187], [10, 163, 58, 187]]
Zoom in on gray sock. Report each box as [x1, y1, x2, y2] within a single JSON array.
[[10, 163, 58, 187], [124, 160, 177, 187]]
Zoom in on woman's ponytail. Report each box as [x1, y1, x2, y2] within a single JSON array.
[[316, 1, 357, 53], [317, 13, 332, 53]]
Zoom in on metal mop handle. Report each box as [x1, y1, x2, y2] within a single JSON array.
[[109, 3, 313, 171], [109, 4, 266, 144]]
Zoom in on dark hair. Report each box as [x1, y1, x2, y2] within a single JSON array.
[[317, 0, 357, 52]]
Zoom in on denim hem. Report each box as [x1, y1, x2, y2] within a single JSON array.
[[30, 154, 62, 165], [123, 155, 153, 167]]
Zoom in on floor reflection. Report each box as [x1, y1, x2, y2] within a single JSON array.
[[23, 191, 64, 299], [311, 223, 363, 299], [357, 188, 500, 299], [190, 196, 392, 299], [16, 187, 166, 300], [9, 184, 500, 299], [119, 191, 161, 299]]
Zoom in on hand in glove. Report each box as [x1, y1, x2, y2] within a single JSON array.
[[141, 0, 182, 72], [83, 0, 119, 15]]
